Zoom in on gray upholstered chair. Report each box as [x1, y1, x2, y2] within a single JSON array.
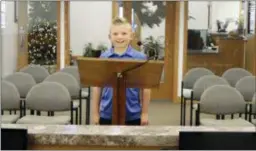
[[1, 81, 23, 123], [4, 72, 36, 99], [16, 82, 72, 124], [44, 72, 80, 124], [189, 75, 230, 125], [249, 93, 256, 124], [20, 65, 50, 83], [222, 68, 252, 87], [195, 85, 253, 127], [60, 66, 91, 125], [235, 76, 256, 119], [4, 72, 37, 115], [180, 67, 214, 125]]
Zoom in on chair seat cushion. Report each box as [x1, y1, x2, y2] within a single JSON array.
[[16, 115, 70, 124], [200, 118, 254, 126], [183, 89, 192, 99], [1, 115, 20, 123]]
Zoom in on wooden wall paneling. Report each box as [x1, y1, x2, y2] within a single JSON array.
[[64, 1, 70, 66], [112, 1, 119, 19], [17, 1, 28, 71], [187, 39, 245, 76], [151, 2, 180, 102], [183, 1, 188, 76], [122, 1, 140, 50], [245, 36, 256, 75], [56, 1, 61, 70], [123, 1, 132, 23]]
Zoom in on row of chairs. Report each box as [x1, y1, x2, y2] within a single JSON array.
[[180, 67, 255, 126], [2, 80, 75, 124], [194, 85, 256, 126], [1, 65, 91, 125]]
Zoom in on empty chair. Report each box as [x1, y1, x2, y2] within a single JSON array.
[[180, 67, 214, 125], [20, 65, 50, 83], [60, 66, 91, 125], [235, 76, 256, 119], [195, 85, 253, 127], [44, 72, 80, 124], [16, 82, 73, 124], [4, 72, 36, 99], [251, 93, 256, 125], [1, 81, 22, 123], [189, 75, 230, 125], [235, 76, 256, 102], [222, 68, 252, 87]]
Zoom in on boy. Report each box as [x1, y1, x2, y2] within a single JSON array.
[[92, 17, 151, 126]]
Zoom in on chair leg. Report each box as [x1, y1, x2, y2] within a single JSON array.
[[30, 110, 34, 115], [183, 99, 187, 125], [79, 92, 82, 125], [86, 97, 90, 125], [36, 111, 41, 116], [190, 100, 193, 126], [76, 108, 79, 124], [180, 95, 184, 126], [195, 105, 200, 126], [190, 93, 194, 126]]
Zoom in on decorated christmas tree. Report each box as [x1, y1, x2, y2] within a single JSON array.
[[28, 1, 57, 65]]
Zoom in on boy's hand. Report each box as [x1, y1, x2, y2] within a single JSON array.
[[141, 113, 149, 125], [93, 113, 100, 125]]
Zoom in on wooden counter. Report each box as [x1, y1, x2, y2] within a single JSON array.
[[187, 38, 245, 76], [1, 124, 255, 150]]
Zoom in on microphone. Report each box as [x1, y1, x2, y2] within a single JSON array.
[[121, 40, 157, 74]]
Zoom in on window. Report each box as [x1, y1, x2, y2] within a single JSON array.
[[247, 0, 255, 34], [1, 1, 6, 28]]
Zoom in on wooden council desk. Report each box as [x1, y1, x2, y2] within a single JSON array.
[[1, 124, 255, 150]]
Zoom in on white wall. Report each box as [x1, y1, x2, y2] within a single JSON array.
[[188, 1, 209, 30], [211, 1, 240, 32], [188, 1, 240, 32], [1, 1, 18, 78], [70, 1, 112, 56]]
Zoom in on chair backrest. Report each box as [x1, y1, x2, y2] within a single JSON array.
[[183, 68, 214, 89], [25, 82, 71, 111], [192, 75, 230, 100], [222, 68, 252, 87], [59, 66, 80, 83], [20, 65, 50, 83], [235, 76, 256, 102], [4, 72, 36, 98], [200, 85, 246, 115], [44, 72, 80, 98], [1, 81, 21, 110]]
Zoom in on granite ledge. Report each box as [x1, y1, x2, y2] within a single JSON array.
[[1, 124, 255, 147]]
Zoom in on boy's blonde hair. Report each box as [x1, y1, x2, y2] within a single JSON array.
[[112, 16, 130, 25]]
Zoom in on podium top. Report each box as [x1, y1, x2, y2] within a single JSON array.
[[77, 57, 164, 88]]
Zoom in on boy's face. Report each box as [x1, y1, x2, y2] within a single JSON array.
[[109, 24, 133, 49]]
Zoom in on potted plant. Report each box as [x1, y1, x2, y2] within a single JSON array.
[[142, 36, 164, 60], [83, 43, 108, 58]]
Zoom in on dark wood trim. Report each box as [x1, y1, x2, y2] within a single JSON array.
[[56, 1, 61, 70], [64, 1, 70, 66]]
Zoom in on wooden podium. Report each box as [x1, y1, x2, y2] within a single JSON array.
[[77, 57, 164, 125]]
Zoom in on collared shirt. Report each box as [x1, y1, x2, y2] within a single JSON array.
[[99, 45, 147, 121]]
